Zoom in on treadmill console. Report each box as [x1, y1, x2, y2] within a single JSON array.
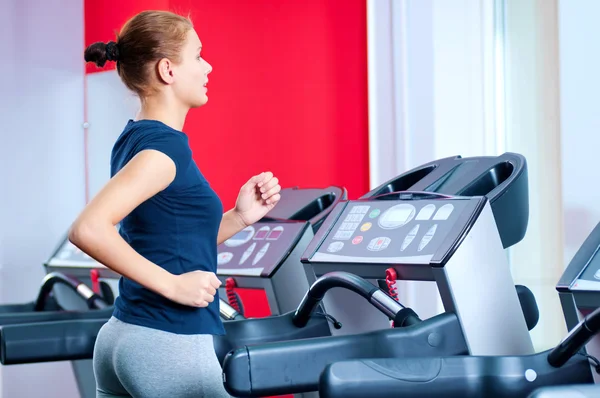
[[556, 222, 600, 299], [217, 221, 310, 277], [305, 195, 485, 267], [555, 222, 600, 383], [569, 250, 600, 292], [45, 237, 114, 278]]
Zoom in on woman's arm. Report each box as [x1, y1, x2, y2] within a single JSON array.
[[216, 172, 282, 245], [217, 209, 247, 245], [68, 150, 178, 298]]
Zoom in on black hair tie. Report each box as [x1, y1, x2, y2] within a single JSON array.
[[105, 41, 120, 62]]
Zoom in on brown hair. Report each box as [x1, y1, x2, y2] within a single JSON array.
[[84, 10, 193, 97]]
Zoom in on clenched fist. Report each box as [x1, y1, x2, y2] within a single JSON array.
[[166, 270, 222, 307]]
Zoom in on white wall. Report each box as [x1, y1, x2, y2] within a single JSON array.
[[557, 0, 600, 266], [367, 0, 501, 320], [367, 0, 567, 351], [502, 0, 565, 350], [87, 71, 140, 200], [0, 0, 85, 396]]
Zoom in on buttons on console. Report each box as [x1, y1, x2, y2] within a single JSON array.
[[344, 213, 365, 223], [266, 226, 284, 240], [433, 204, 454, 221], [239, 242, 256, 265], [333, 230, 353, 240], [368, 237, 391, 252], [350, 205, 370, 214], [327, 241, 344, 253], [253, 226, 270, 240], [418, 225, 438, 252], [218, 252, 234, 265], [340, 222, 360, 231], [401, 225, 420, 251], [252, 243, 270, 266], [369, 209, 381, 219], [416, 204, 436, 221], [225, 226, 255, 247], [352, 236, 363, 245]]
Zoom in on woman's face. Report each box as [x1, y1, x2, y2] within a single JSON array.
[[172, 29, 213, 108]]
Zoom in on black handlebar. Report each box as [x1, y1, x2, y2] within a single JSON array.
[[371, 191, 454, 201], [34, 272, 108, 311], [292, 272, 420, 329], [548, 306, 600, 368]]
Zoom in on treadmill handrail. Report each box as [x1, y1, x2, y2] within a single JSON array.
[[34, 272, 108, 311], [548, 305, 600, 367], [220, 299, 245, 321], [0, 318, 107, 365], [222, 312, 465, 397], [292, 272, 420, 328]]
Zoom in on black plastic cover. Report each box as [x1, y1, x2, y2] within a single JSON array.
[[516, 284, 540, 331], [319, 350, 593, 398], [1, 319, 107, 364], [222, 313, 467, 397], [264, 186, 347, 232], [361, 153, 529, 249], [0, 308, 331, 365], [0, 307, 114, 326], [0, 302, 37, 314], [215, 310, 331, 365], [528, 385, 600, 397], [0, 297, 61, 314]]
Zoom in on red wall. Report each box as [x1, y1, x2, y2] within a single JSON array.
[[85, 0, 369, 209]]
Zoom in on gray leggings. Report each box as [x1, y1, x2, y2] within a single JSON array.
[[93, 317, 231, 398]]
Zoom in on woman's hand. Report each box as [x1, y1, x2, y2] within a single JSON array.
[[165, 270, 222, 307], [234, 171, 282, 227]]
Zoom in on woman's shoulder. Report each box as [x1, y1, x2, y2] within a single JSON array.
[[114, 120, 187, 151]]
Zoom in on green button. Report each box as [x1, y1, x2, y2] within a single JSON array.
[[369, 209, 381, 218]]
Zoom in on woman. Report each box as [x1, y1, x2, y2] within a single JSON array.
[[71, 10, 281, 397]]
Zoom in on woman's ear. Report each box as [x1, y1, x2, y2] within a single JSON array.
[[156, 58, 175, 84]]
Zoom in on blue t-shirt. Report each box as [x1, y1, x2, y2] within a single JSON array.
[[110, 119, 225, 335]]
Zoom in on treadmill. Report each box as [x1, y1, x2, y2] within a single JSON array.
[[0, 272, 111, 321], [318, 219, 600, 397], [44, 186, 346, 317], [219, 152, 541, 397], [305, 152, 530, 337], [216, 186, 347, 317], [0, 156, 539, 397], [0, 272, 112, 398], [0, 185, 345, 398]]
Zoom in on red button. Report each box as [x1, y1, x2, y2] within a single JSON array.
[[352, 236, 363, 245]]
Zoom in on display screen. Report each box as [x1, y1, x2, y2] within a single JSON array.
[[379, 204, 416, 229], [386, 207, 414, 223]]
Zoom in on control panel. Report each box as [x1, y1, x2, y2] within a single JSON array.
[[570, 250, 600, 292], [44, 237, 120, 280], [309, 198, 477, 265], [46, 238, 103, 269], [217, 221, 309, 277]]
